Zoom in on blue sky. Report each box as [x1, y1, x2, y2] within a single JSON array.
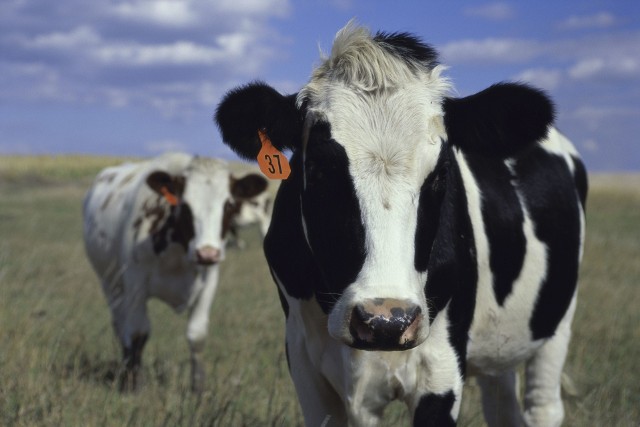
[[1, 1, 638, 171]]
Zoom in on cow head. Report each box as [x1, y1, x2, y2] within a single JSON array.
[[146, 158, 268, 266], [215, 23, 554, 350]]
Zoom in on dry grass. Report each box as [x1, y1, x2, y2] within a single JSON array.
[[0, 157, 638, 426]]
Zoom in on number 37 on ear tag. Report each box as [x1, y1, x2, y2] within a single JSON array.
[[257, 129, 291, 180]]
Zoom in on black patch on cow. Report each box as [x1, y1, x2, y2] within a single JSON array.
[[373, 31, 439, 70], [301, 121, 367, 313], [443, 83, 555, 158], [415, 148, 448, 272], [572, 155, 589, 209], [264, 153, 319, 302], [413, 390, 456, 427], [272, 269, 290, 319], [215, 82, 304, 159], [231, 173, 268, 199], [514, 147, 583, 340], [152, 203, 195, 254], [419, 148, 477, 375], [222, 199, 241, 238], [465, 153, 526, 306]]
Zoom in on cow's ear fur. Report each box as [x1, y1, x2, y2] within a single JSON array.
[[230, 173, 268, 200], [147, 171, 185, 204], [215, 82, 304, 160], [443, 82, 555, 158]]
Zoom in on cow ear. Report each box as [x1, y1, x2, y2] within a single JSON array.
[[147, 171, 185, 206], [230, 173, 268, 200], [215, 81, 304, 160], [443, 82, 555, 158]]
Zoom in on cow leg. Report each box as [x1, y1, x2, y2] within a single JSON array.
[[186, 267, 220, 393], [286, 341, 348, 426], [114, 294, 150, 392], [476, 370, 522, 427], [522, 294, 576, 427], [121, 331, 149, 391], [411, 389, 460, 427], [410, 310, 465, 427]]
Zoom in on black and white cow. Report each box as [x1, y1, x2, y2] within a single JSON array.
[[83, 152, 267, 391], [215, 24, 587, 426]]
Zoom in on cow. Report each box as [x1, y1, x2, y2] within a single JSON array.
[[83, 152, 267, 392], [226, 177, 274, 248], [215, 23, 587, 427]]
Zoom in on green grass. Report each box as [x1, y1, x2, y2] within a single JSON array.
[[0, 156, 638, 426]]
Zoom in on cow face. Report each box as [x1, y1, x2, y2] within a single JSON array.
[[216, 24, 554, 351], [300, 77, 451, 350], [147, 159, 267, 266]]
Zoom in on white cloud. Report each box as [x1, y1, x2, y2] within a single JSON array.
[[513, 68, 563, 90], [464, 2, 514, 21], [569, 56, 640, 80], [558, 12, 616, 31], [568, 58, 605, 79], [22, 26, 101, 50], [441, 38, 540, 63], [112, 1, 198, 27], [93, 41, 226, 66], [215, 0, 290, 17]]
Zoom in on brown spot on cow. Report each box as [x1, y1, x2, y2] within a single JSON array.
[[101, 192, 114, 211], [97, 172, 117, 184], [119, 172, 136, 188]]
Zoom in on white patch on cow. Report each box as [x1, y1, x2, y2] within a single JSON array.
[[182, 157, 230, 261], [299, 23, 451, 347], [459, 149, 552, 375], [541, 127, 580, 174]]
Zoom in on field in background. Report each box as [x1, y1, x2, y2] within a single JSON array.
[[1, 156, 639, 426]]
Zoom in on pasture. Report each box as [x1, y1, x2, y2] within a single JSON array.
[[1, 155, 639, 426]]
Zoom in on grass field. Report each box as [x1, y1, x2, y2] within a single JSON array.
[[0, 156, 638, 426]]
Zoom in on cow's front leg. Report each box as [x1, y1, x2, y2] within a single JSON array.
[[411, 388, 460, 427], [186, 266, 220, 393], [409, 310, 465, 426], [122, 331, 149, 391], [286, 338, 348, 426]]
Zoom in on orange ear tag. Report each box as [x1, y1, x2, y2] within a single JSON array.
[[160, 186, 179, 206], [257, 129, 291, 180]]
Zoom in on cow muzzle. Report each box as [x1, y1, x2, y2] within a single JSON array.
[[195, 245, 221, 265], [348, 298, 423, 351]]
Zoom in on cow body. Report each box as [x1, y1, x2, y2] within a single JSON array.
[[216, 23, 587, 426], [83, 152, 266, 391]]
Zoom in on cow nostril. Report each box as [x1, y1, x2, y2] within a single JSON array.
[[349, 299, 422, 351]]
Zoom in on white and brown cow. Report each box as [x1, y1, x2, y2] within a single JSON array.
[[83, 152, 266, 391], [215, 24, 587, 426]]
